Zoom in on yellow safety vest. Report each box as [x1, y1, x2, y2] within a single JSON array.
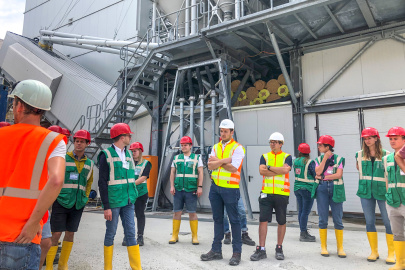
[[262, 151, 291, 196], [211, 139, 245, 189]]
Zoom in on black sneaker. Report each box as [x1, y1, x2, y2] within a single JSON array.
[[242, 232, 256, 246], [224, 232, 231, 245], [229, 253, 241, 266], [201, 250, 223, 261], [250, 246, 267, 261], [122, 238, 127, 246], [137, 235, 144, 246], [300, 231, 316, 242], [275, 245, 284, 260]]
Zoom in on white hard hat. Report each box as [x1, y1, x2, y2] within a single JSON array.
[[269, 132, 284, 142], [219, 119, 235, 129], [8, 80, 52, 110]]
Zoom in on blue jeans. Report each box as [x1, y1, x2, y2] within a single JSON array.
[[224, 196, 248, 233], [316, 181, 344, 230], [0, 242, 40, 270], [104, 203, 137, 246], [361, 196, 392, 234], [295, 188, 314, 232], [209, 182, 242, 254]]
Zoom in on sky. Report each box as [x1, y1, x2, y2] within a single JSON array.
[[0, 0, 25, 39]]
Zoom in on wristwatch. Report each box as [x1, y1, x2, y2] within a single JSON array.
[[267, 165, 271, 171]]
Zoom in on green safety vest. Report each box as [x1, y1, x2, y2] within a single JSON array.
[[293, 157, 315, 192], [98, 146, 139, 209], [356, 149, 389, 200], [57, 154, 94, 210], [384, 153, 405, 207], [135, 159, 150, 197], [311, 154, 346, 203], [173, 153, 199, 192]]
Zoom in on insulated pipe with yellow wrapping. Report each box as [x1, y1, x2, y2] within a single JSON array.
[[258, 89, 270, 100], [278, 85, 289, 97]]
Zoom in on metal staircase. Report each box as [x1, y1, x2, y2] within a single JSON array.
[[69, 33, 172, 160]]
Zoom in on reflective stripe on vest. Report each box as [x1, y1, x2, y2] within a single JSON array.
[[0, 131, 60, 199], [104, 148, 136, 184], [262, 151, 290, 196], [211, 139, 245, 188], [357, 150, 386, 182], [295, 159, 315, 183]]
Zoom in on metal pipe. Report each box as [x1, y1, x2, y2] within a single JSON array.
[[39, 30, 114, 40], [210, 91, 217, 146], [307, 38, 376, 105], [191, 0, 197, 35], [43, 41, 135, 56], [39, 36, 158, 49], [189, 96, 195, 146], [185, 0, 190, 37], [152, 1, 157, 43], [204, 65, 215, 92], [231, 69, 250, 105], [199, 94, 205, 158], [196, 67, 204, 95], [179, 98, 185, 139], [235, 0, 241, 20], [266, 22, 298, 107]]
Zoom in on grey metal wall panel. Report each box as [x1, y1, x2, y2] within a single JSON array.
[[2, 43, 62, 94]]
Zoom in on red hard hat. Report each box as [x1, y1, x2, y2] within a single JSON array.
[[62, 128, 71, 137], [298, 143, 311, 154], [361, 127, 380, 138], [386, 126, 405, 137], [0, 122, 11, 128], [317, 135, 335, 147], [110, 123, 133, 139], [48, 125, 63, 133], [73, 129, 91, 143], [180, 136, 192, 144], [129, 142, 144, 152]]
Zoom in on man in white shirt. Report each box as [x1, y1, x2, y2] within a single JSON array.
[[169, 136, 204, 245]]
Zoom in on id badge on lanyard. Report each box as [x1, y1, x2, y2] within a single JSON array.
[[134, 168, 141, 176], [327, 168, 334, 175], [123, 161, 129, 170], [70, 172, 79, 180]]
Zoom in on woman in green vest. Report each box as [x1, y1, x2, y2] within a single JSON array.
[[130, 142, 151, 247], [312, 135, 346, 258], [293, 143, 316, 242], [356, 127, 394, 264]]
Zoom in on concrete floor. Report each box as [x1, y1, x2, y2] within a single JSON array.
[[46, 210, 394, 270]]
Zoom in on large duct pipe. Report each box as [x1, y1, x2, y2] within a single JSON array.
[[39, 36, 158, 50], [39, 30, 114, 40], [204, 65, 215, 93]]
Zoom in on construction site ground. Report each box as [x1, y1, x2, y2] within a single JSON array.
[[55, 209, 392, 270]]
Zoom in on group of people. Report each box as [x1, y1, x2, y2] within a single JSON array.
[[1, 79, 405, 270]]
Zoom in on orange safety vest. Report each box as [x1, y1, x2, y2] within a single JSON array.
[[211, 139, 245, 188], [0, 124, 66, 244], [262, 151, 290, 196]]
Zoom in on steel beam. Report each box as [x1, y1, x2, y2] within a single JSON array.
[[356, 0, 376, 28], [266, 21, 294, 46], [392, 34, 405, 45], [294, 14, 318, 40], [306, 38, 376, 105], [231, 69, 251, 106], [300, 1, 350, 43], [204, 37, 217, 59], [247, 26, 274, 48], [266, 22, 298, 107], [324, 5, 345, 33]]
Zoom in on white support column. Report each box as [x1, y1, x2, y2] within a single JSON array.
[[191, 0, 197, 35], [152, 1, 157, 42], [185, 0, 190, 37]]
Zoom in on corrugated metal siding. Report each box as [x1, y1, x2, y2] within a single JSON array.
[[0, 32, 114, 129], [302, 37, 405, 103]]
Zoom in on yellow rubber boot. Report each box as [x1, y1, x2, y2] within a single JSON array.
[[389, 241, 405, 270], [335, 229, 346, 258], [127, 245, 142, 270], [58, 241, 73, 270], [104, 245, 113, 270], [45, 246, 58, 270], [169, 219, 181, 244], [386, 233, 396, 265], [190, 220, 199, 245], [319, 229, 329, 257], [366, 232, 379, 262]]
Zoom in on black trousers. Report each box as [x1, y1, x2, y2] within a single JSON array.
[[135, 193, 148, 235]]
